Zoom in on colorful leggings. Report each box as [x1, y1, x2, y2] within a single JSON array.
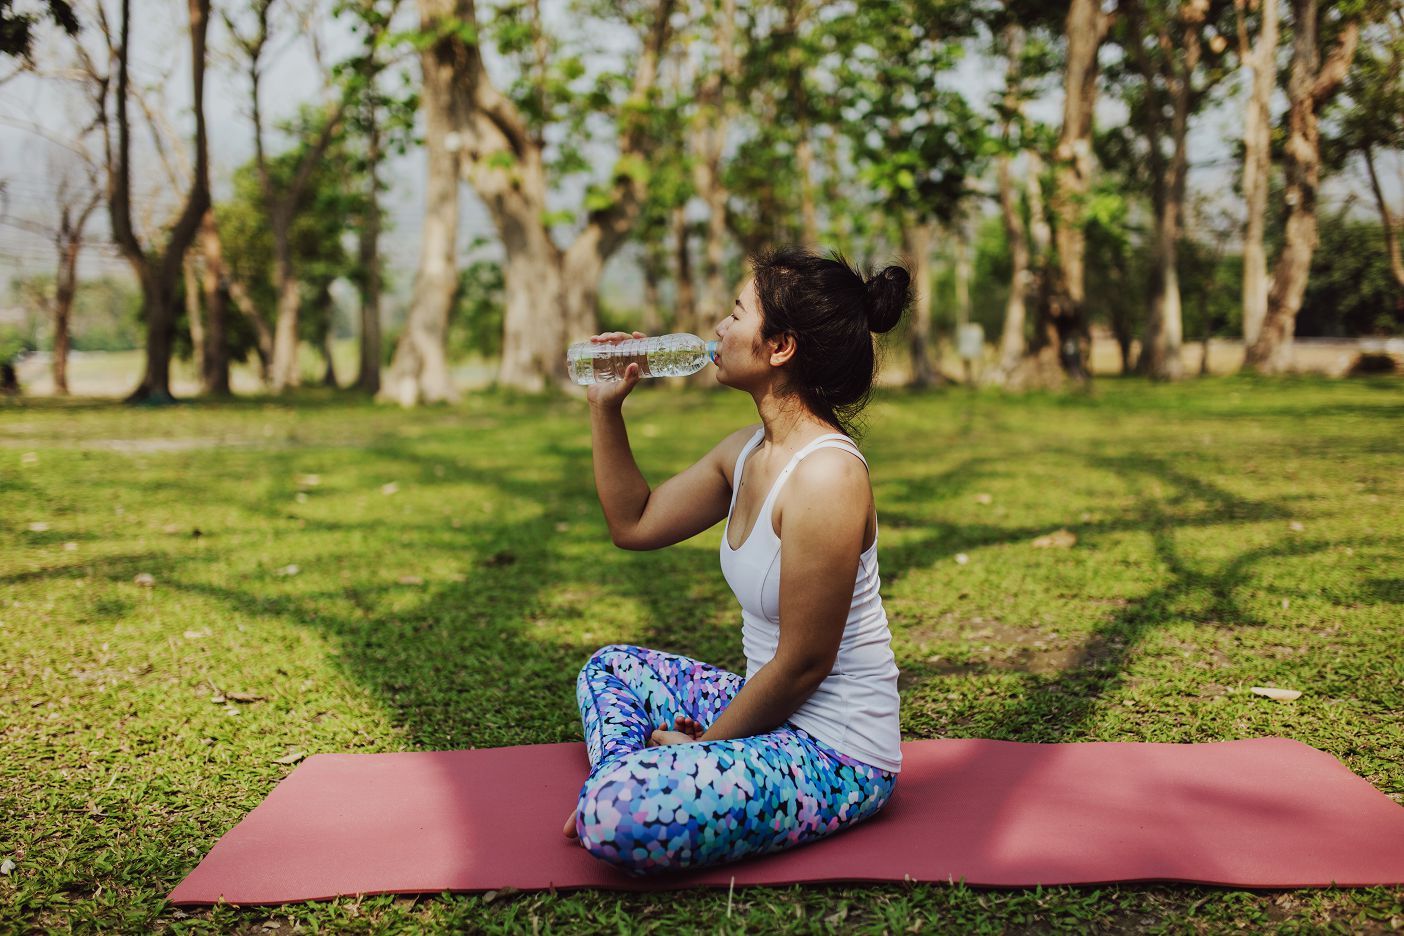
[[572, 643, 898, 876]]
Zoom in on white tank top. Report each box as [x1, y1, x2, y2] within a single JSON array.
[[718, 428, 903, 773]]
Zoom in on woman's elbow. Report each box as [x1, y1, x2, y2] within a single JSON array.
[[610, 529, 650, 550]]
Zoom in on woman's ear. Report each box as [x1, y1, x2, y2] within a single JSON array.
[[768, 332, 798, 367]]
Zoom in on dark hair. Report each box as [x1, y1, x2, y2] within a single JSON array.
[[749, 246, 912, 440]]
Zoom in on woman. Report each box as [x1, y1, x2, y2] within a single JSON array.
[[564, 246, 910, 875]]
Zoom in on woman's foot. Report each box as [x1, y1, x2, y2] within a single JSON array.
[[563, 807, 579, 839]]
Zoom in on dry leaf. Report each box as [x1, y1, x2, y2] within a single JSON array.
[[954, 553, 970, 565], [134, 573, 156, 587], [20, 452, 37, 465], [1032, 529, 1077, 549], [974, 493, 993, 505], [1288, 521, 1305, 533], [225, 691, 264, 703], [63, 542, 78, 551], [184, 628, 211, 640], [273, 750, 305, 765], [295, 474, 321, 487], [276, 564, 300, 577], [397, 575, 425, 586], [209, 693, 226, 704], [482, 886, 518, 904], [380, 482, 399, 496], [1250, 686, 1302, 701], [27, 522, 50, 532], [0, 858, 14, 875]]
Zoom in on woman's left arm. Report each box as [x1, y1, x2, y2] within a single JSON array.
[[690, 452, 869, 744]]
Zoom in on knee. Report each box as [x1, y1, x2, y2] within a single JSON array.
[[576, 759, 689, 875], [577, 643, 642, 683]]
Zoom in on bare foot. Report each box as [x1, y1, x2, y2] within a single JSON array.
[[563, 807, 579, 840]]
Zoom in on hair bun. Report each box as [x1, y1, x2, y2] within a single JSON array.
[[864, 265, 912, 334]]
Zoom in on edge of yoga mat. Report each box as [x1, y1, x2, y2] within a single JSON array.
[[168, 737, 1404, 906]]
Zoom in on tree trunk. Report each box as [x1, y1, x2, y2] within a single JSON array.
[[905, 219, 939, 387], [1245, 0, 1359, 373], [640, 241, 664, 333], [183, 249, 205, 381], [355, 115, 383, 395], [995, 26, 1031, 378], [997, 153, 1031, 374], [228, 279, 273, 386], [317, 287, 338, 388], [1041, 0, 1108, 383], [111, 0, 211, 403], [673, 205, 696, 333], [1364, 146, 1404, 290], [1236, 0, 1278, 348], [53, 239, 79, 396], [198, 208, 230, 395], [384, 3, 462, 406], [269, 245, 303, 391]]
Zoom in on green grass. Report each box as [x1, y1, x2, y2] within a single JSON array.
[[2, 375, 1402, 934]]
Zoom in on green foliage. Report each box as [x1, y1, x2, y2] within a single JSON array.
[[1298, 213, 1404, 337], [215, 106, 369, 363], [447, 252, 506, 358]]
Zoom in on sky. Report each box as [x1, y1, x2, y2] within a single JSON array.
[[1, 0, 1398, 319]]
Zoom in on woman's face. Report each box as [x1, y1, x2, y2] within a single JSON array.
[[712, 279, 769, 389]]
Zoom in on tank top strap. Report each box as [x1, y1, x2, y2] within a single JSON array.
[[728, 428, 766, 514], [760, 433, 864, 513]]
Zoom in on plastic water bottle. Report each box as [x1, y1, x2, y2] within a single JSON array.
[[567, 333, 719, 385]]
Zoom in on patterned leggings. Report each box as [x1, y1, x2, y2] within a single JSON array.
[[572, 643, 898, 876]]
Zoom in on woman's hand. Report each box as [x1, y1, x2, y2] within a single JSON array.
[[585, 331, 646, 410]]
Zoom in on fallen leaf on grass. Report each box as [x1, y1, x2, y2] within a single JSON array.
[[1, 858, 14, 875], [295, 474, 321, 487], [974, 493, 993, 505], [63, 542, 78, 551], [225, 691, 264, 703], [276, 564, 300, 577], [482, 887, 519, 904], [380, 482, 399, 496], [1250, 686, 1302, 701], [209, 693, 226, 704], [1288, 521, 1305, 533], [1032, 529, 1077, 549], [184, 628, 211, 640], [27, 521, 50, 532], [954, 553, 970, 565], [273, 750, 305, 765], [397, 575, 425, 586], [134, 573, 156, 587], [20, 452, 37, 465]]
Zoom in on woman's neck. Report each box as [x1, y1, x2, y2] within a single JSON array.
[[751, 381, 834, 448]]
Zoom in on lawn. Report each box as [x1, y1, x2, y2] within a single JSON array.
[[2, 375, 1401, 934]]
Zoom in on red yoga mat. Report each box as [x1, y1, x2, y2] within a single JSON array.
[[168, 738, 1404, 906]]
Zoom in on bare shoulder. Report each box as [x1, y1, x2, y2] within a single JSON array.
[[788, 446, 870, 497]]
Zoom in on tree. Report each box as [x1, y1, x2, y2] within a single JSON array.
[[1039, 0, 1115, 384], [1328, 9, 1404, 291], [1234, 0, 1281, 349], [387, 0, 677, 402], [1, 0, 77, 61], [827, 0, 986, 387], [1120, 0, 1234, 380], [225, 0, 392, 393], [1244, 0, 1360, 373], [82, 0, 211, 403]]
